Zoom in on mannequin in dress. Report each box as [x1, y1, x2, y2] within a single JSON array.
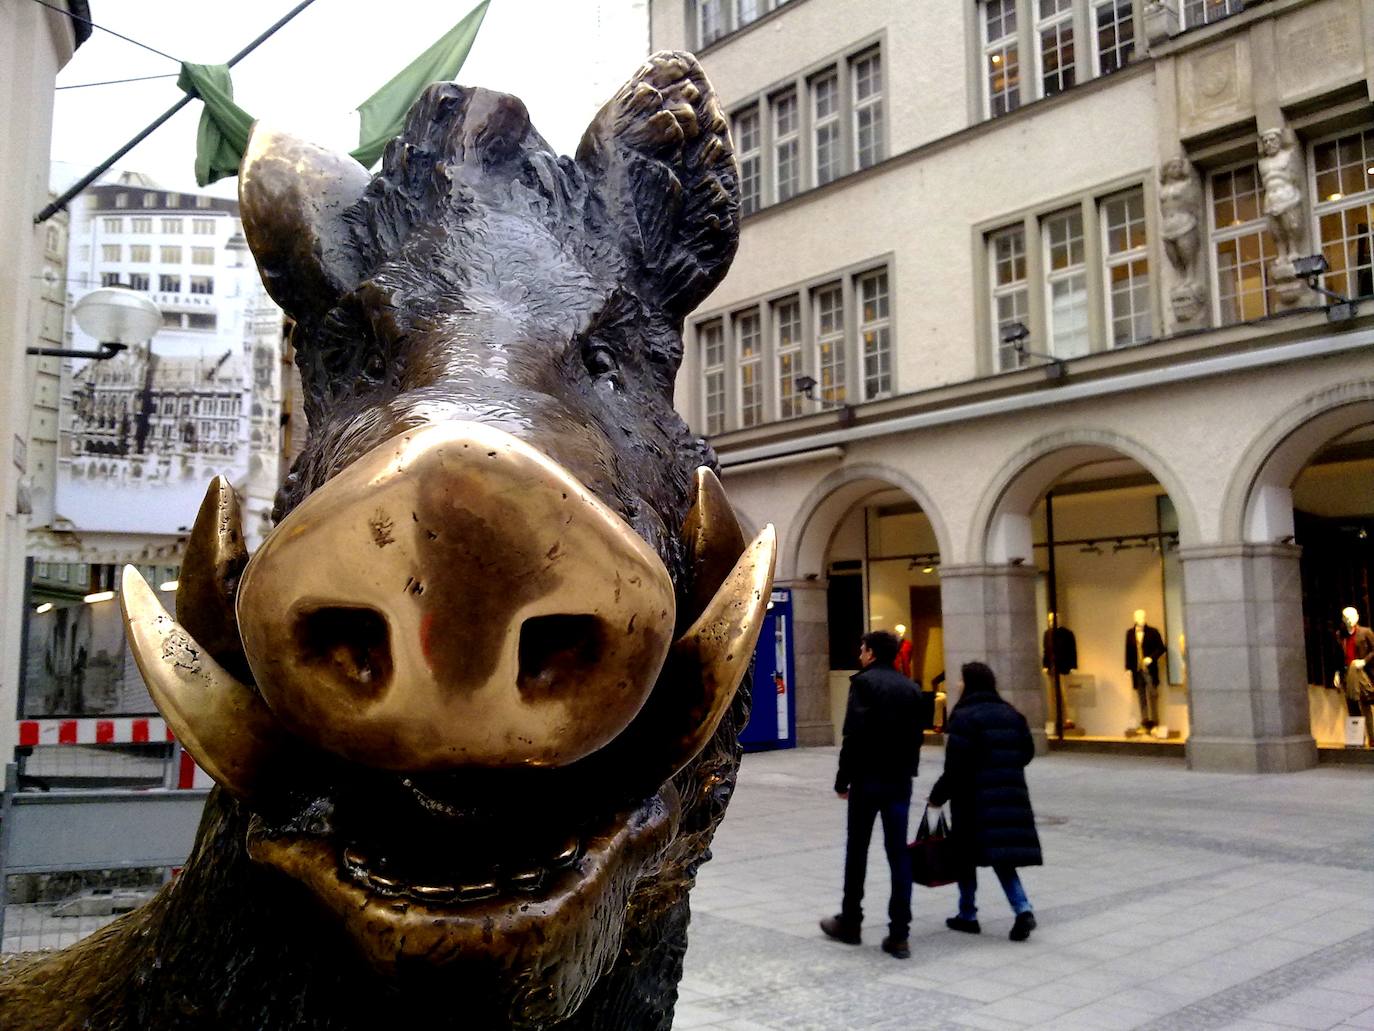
[[1124, 608, 1166, 732], [1334, 607, 1374, 747]]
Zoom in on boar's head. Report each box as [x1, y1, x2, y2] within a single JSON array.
[[0, 53, 772, 1031]]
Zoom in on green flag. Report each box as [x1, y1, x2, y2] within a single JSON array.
[[178, 62, 254, 187], [350, 0, 490, 168]]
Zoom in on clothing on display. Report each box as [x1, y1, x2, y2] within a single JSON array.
[[1124, 614, 1167, 730], [1041, 626, 1078, 675], [1334, 608, 1374, 747]]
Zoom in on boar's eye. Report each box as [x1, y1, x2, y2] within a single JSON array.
[[363, 351, 387, 381], [582, 341, 622, 392]]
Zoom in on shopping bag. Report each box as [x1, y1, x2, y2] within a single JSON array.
[[909, 805, 959, 887]]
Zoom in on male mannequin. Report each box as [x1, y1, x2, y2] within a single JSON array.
[[1334, 607, 1374, 747], [1124, 609, 1166, 731], [1041, 613, 1077, 676]]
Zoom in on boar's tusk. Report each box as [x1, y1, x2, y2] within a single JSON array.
[[653, 523, 777, 779], [120, 565, 290, 799], [679, 467, 748, 633], [176, 476, 251, 682]]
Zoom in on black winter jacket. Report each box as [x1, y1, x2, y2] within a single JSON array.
[[835, 663, 932, 794], [928, 691, 1042, 869]]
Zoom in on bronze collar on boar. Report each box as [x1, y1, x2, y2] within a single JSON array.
[[0, 53, 774, 1030]]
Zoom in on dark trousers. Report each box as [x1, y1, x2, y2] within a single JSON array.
[[840, 781, 912, 938], [1132, 669, 1159, 727]]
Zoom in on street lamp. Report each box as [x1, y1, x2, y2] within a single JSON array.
[[1000, 321, 1067, 380], [794, 374, 818, 400], [1290, 254, 1359, 322], [28, 287, 161, 360]]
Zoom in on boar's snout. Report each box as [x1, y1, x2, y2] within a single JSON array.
[[234, 421, 676, 770]]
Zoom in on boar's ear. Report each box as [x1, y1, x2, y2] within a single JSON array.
[[238, 123, 369, 328], [576, 51, 740, 322]]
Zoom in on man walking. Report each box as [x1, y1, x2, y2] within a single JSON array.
[[821, 630, 933, 959]]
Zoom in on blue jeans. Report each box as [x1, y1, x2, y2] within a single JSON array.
[[841, 782, 912, 938], [957, 865, 1032, 920]]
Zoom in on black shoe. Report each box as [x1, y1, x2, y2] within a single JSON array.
[[1010, 911, 1037, 941], [881, 935, 910, 959], [819, 915, 861, 945], [945, 916, 981, 934]]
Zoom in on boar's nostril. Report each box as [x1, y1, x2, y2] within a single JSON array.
[[295, 607, 393, 700], [517, 615, 605, 700]]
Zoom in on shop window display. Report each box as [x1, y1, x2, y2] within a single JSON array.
[[1032, 480, 1187, 745]]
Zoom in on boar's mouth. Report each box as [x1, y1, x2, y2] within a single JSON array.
[[119, 443, 773, 1020]]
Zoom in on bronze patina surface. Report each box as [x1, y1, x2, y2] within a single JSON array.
[[0, 51, 773, 1030]]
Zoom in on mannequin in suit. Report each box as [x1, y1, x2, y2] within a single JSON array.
[[1042, 612, 1078, 676], [1124, 608, 1167, 731]]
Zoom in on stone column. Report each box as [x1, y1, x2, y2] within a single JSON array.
[[939, 563, 1046, 753], [783, 578, 835, 747], [1180, 543, 1317, 773]]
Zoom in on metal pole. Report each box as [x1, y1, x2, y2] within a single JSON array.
[[35, 0, 321, 224], [1045, 492, 1065, 742]]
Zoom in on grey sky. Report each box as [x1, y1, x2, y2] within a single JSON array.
[[51, 0, 650, 197]]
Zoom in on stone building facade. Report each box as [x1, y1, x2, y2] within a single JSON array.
[[653, 0, 1374, 772]]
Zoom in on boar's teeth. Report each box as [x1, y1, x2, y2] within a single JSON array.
[[456, 882, 499, 902], [342, 846, 368, 871], [549, 837, 580, 869], [119, 565, 291, 800], [177, 476, 251, 681], [608, 524, 777, 785], [679, 468, 748, 633], [507, 869, 544, 892], [367, 871, 402, 892], [410, 884, 458, 904]]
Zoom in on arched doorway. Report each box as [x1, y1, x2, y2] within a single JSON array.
[[789, 466, 951, 744], [978, 434, 1195, 752], [1231, 386, 1374, 753]]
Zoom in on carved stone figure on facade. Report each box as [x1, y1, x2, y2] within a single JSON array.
[[1258, 127, 1312, 305], [1158, 157, 1206, 324], [1143, 0, 1180, 47]]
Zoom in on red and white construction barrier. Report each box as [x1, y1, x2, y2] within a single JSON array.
[[17, 717, 173, 747], [15, 717, 213, 789]]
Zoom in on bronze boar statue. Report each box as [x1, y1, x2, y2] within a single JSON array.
[[0, 51, 774, 1029]]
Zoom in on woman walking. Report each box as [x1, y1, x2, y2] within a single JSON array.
[[927, 661, 1042, 941]]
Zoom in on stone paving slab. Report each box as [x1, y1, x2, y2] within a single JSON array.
[[676, 746, 1374, 1029]]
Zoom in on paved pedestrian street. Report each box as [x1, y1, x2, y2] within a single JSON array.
[[675, 747, 1374, 1030]]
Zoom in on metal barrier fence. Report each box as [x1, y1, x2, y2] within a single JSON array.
[[0, 764, 208, 954]]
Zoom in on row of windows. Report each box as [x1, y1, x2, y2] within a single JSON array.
[[988, 186, 1150, 370], [732, 45, 883, 215], [980, 0, 1244, 119], [694, 0, 794, 47], [102, 216, 219, 235], [987, 125, 1374, 368], [108, 192, 214, 210], [696, 266, 890, 434], [100, 245, 216, 265]]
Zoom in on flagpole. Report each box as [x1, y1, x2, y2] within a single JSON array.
[[35, 0, 321, 224]]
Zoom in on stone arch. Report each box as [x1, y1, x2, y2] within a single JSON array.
[[786, 462, 953, 582], [1222, 380, 1374, 543], [970, 427, 1200, 564]]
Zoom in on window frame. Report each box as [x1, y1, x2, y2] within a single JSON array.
[[773, 295, 804, 419], [989, 223, 1032, 371], [1207, 159, 1279, 327], [1181, 0, 1243, 30], [857, 267, 891, 400], [811, 68, 842, 188], [1033, 0, 1077, 100], [1099, 187, 1152, 347], [733, 104, 762, 216], [699, 319, 727, 436], [1041, 206, 1090, 359], [851, 47, 884, 171], [1090, 0, 1135, 76], [981, 0, 1022, 119], [772, 87, 801, 203], [812, 280, 847, 407], [735, 308, 764, 428], [1308, 124, 1374, 302]]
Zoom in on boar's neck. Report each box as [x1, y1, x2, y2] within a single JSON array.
[[0, 791, 692, 1030]]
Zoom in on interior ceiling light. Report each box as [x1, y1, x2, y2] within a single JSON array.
[[34, 602, 53, 614], [83, 590, 115, 604]]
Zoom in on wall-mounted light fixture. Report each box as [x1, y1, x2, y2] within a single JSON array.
[[1000, 322, 1067, 381], [1291, 254, 1359, 322]]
